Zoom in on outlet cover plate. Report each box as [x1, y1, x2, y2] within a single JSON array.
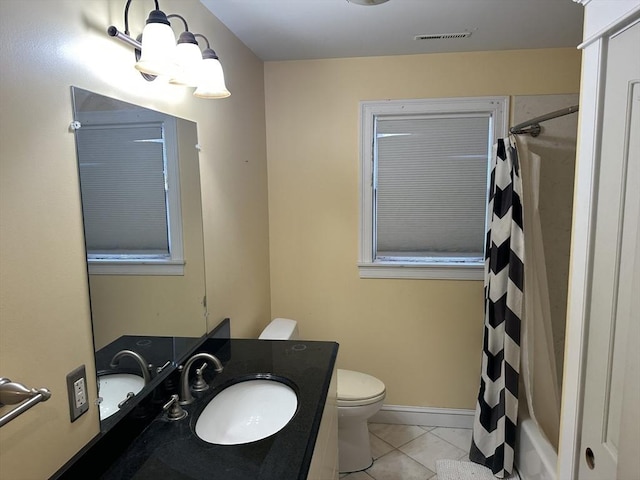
[[66, 365, 89, 422]]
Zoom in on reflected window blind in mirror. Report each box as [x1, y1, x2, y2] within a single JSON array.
[[77, 123, 169, 256], [73, 105, 184, 275]]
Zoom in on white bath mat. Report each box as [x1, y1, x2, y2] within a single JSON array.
[[436, 460, 521, 480]]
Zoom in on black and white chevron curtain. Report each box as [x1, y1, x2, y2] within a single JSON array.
[[470, 138, 524, 478]]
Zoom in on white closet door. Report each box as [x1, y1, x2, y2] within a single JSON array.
[[578, 18, 640, 480]]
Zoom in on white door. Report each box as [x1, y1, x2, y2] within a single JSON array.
[[578, 18, 640, 480]]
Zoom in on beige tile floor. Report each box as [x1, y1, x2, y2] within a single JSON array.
[[340, 423, 473, 480]]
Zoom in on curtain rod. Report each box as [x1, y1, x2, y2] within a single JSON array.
[[510, 104, 579, 137]]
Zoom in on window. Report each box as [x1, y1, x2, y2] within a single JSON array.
[[359, 96, 508, 280], [75, 109, 184, 275]]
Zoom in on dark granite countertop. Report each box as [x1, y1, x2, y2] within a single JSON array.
[[95, 335, 203, 433], [100, 338, 339, 480]]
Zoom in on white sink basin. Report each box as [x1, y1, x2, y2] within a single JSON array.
[[195, 379, 298, 445], [98, 373, 145, 420]]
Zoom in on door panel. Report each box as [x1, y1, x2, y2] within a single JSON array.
[[578, 19, 640, 480]]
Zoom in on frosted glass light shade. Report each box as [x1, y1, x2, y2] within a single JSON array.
[[170, 42, 203, 86], [135, 22, 177, 77], [194, 57, 230, 99]]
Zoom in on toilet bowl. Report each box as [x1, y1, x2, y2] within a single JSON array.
[[259, 318, 386, 473], [336, 369, 386, 472]]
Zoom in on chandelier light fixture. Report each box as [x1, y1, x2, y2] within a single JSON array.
[[107, 0, 230, 99]]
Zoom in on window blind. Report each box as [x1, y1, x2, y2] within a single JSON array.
[[375, 114, 490, 258], [76, 124, 169, 255]]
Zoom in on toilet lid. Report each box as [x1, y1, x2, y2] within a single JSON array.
[[337, 369, 385, 403]]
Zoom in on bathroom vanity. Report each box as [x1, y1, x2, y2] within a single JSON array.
[[59, 88, 344, 478], [54, 332, 339, 480]]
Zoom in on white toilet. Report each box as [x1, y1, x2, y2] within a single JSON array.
[[259, 318, 386, 473]]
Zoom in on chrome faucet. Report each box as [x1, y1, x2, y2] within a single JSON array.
[[110, 350, 152, 384], [179, 353, 223, 405]]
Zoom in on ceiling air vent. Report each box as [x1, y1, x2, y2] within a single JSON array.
[[414, 32, 472, 40]]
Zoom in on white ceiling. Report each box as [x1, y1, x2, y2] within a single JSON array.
[[199, 0, 584, 62]]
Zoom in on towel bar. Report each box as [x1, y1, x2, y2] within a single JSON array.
[[0, 377, 52, 428]]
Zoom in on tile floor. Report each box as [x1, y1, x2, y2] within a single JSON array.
[[339, 423, 473, 480]]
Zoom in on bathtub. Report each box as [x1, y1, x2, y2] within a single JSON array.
[[515, 412, 558, 480]]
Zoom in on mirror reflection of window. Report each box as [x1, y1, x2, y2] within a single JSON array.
[[74, 109, 184, 275]]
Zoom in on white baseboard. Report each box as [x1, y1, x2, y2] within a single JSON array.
[[370, 404, 474, 429]]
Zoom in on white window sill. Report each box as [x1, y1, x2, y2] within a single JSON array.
[[358, 261, 484, 280], [87, 260, 185, 276]]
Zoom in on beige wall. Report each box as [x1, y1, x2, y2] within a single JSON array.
[[0, 1, 270, 478], [264, 48, 581, 409]]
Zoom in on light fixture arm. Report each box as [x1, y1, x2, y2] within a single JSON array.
[[167, 13, 189, 32], [194, 33, 210, 50], [124, 0, 161, 35], [168, 14, 199, 47], [107, 26, 142, 50], [194, 34, 218, 59]]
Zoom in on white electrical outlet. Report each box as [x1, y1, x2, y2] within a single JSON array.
[[67, 365, 89, 422], [73, 377, 86, 408]]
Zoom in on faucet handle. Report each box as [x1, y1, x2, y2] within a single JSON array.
[[163, 394, 187, 421], [192, 363, 209, 392], [155, 360, 171, 374], [117, 392, 136, 409]]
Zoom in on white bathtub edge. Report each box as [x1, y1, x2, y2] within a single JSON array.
[[516, 415, 558, 480]]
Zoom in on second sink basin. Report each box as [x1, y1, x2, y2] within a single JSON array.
[[98, 373, 145, 420], [194, 378, 298, 445]]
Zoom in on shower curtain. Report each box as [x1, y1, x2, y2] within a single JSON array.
[[470, 137, 562, 477], [470, 138, 524, 477]]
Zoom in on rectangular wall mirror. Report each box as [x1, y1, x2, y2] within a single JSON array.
[[70, 87, 208, 431]]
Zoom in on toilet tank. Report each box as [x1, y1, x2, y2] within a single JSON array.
[[259, 318, 300, 340]]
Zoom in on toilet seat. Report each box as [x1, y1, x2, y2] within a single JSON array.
[[337, 369, 386, 407]]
